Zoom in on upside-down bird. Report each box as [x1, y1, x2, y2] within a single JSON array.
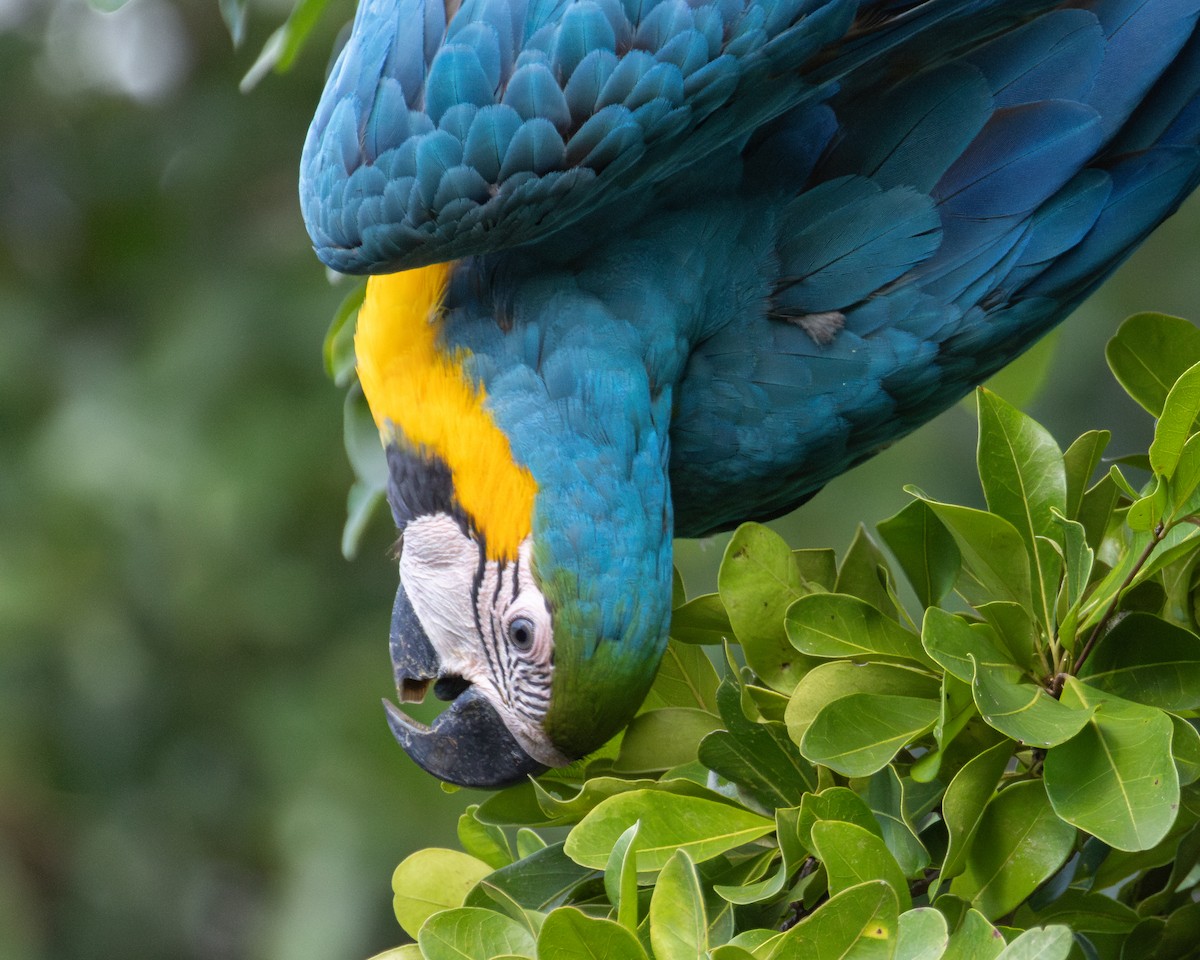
[[301, 0, 1200, 787]]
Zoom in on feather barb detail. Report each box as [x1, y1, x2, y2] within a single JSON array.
[[355, 263, 536, 560]]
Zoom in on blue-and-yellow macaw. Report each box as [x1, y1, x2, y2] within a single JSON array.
[[301, 0, 1200, 787]]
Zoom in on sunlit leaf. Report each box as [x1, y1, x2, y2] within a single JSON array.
[[940, 907, 1005, 960], [649, 850, 707, 960], [1150, 359, 1200, 479], [604, 822, 640, 932], [801, 693, 939, 777], [786, 592, 933, 667], [719, 524, 817, 694], [994, 926, 1072, 960], [419, 907, 537, 960], [564, 792, 774, 871], [669, 593, 734, 645], [392, 849, 492, 939], [458, 805, 513, 869], [763, 881, 899, 960], [786, 661, 939, 745], [537, 907, 647, 960], [895, 908, 949, 960]]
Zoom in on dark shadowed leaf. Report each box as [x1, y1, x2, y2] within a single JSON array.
[[1081, 613, 1200, 711], [464, 843, 598, 912], [1063, 430, 1111, 519]]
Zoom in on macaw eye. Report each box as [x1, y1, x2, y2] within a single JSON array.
[[508, 616, 536, 651]]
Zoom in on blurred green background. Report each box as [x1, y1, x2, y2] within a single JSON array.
[[0, 1, 1197, 958]]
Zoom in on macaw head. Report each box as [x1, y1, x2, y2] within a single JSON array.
[[357, 264, 673, 788]]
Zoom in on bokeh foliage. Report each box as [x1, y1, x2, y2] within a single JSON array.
[[1, 1, 1200, 960], [388, 321, 1200, 959]]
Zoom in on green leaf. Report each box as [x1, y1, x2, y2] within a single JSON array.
[[857, 767, 932, 877], [940, 906, 1005, 960], [323, 282, 366, 385], [467, 881, 541, 937], [341, 386, 388, 558], [240, 0, 333, 91], [669, 593, 734, 645], [905, 490, 1032, 610], [342, 479, 386, 560], [604, 823, 640, 933], [896, 908, 950, 960], [1106, 313, 1200, 418], [797, 787, 884, 851], [1150, 359, 1200, 479], [715, 807, 807, 904], [801, 693, 940, 777], [530, 776, 737, 825], [367, 946, 423, 960], [1014, 889, 1138, 935], [1043, 678, 1179, 851], [786, 661, 940, 745], [564, 791, 774, 871], [976, 601, 1040, 672], [941, 740, 1013, 882], [392, 849, 493, 939], [516, 829, 546, 859], [536, 908, 647, 960], [458, 805, 514, 869], [699, 679, 817, 808], [812, 820, 912, 911], [613, 708, 722, 773], [641, 640, 720, 712], [719, 524, 818, 693], [1171, 715, 1200, 786], [1080, 612, 1200, 711], [994, 926, 1072, 960], [970, 654, 1093, 747], [1077, 473, 1121, 552], [763, 881, 899, 960], [948, 780, 1077, 919], [836, 524, 900, 617], [463, 843, 597, 912], [921, 607, 1012, 683], [650, 851, 707, 960], [419, 907, 537, 960], [794, 548, 839, 590], [1063, 430, 1111, 520], [975, 388, 1066, 623], [878, 499, 960, 609], [786, 593, 933, 667]]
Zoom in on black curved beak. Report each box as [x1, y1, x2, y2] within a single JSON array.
[[384, 582, 547, 789]]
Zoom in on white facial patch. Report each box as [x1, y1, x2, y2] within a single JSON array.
[[399, 513, 566, 766]]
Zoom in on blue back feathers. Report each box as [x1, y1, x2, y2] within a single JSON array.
[[303, 0, 1200, 537]]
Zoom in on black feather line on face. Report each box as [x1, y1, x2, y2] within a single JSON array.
[[385, 443, 475, 544]]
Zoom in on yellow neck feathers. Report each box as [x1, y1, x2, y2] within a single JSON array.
[[354, 263, 537, 561]]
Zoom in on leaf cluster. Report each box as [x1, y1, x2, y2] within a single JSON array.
[[378, 315, 1200, 960]]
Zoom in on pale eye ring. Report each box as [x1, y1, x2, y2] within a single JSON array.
[[507, 616, 536, 652]]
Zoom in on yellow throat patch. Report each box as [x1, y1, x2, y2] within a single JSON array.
[[354, 263, 537, 561]]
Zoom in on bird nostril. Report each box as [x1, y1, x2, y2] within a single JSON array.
[[400, 678, 430, 703], [434, 674, 470, 701]]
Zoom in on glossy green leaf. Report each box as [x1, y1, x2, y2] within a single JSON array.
[[802, 693, 939, 777], [699, 679, 817, 808], [419, 907, 537, 960], [786, 592, 933, 667], [613, 708, 722, 773], [949, 780, 1076, 919], [719, 524, 817, 693], [604, 822, 640, 932], [1106, 313, 1200, 418], [1063, 430, 1111, 520], [669, 593, 734, 645], [1014, 889, 1138, 934], [537, 908, 647, 960], [649, 851, 706, 960], [564, 791, 774, 871], [975, 388, 1066, 592], [392, 848, 493, 939], [531, 775, 736, 825], [877, 499, 960, 609], [905, 490, 1032, 610], [994, 926, 1072, 960], [914, 671, 975, 782], [976, 602, 1040, 673], [812, 820, 912, 911], [467, 881, 541, 937], [970, 655, 1093, 747], [1172, 715, 1200, 785], [1077, 472, 1121, 552], [896, 908, 949, 960], [941, 740, 1013, 881], [714, 807, 807, 905], [921, 607, 1012, 683], [1044, 678, 1179, 851], [1081, 613, 1200, 711], [797, 787, 883, 852], [463, 843, 597, 912], [1150, 359, 1200, 479], [516, 829, 546, 859], [786, 661, 940, 745], [763, 881, 899, 960], [458, 805, 513, 869]]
